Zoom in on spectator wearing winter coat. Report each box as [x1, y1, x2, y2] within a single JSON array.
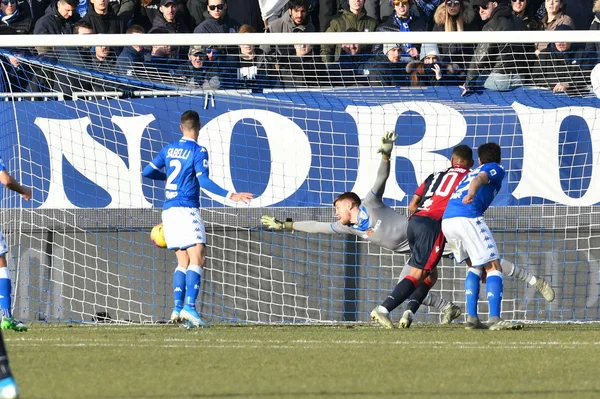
[[461, 0, 526, 95], [373, 0, 426, 63], [81, 0, 126, 33], [321, 0, 377, 63], [33, 0, 80, 34], [363, 42, 408, 86], [263, 0, 316, 56], [115, 24, 148, 78], [535, 0, 574, 53], [585, 0, 600, 62], [432, 0, 476, 70], [533, 25, 594, 96], [0, 0, 33, 33], [151, 0, 190, 32]]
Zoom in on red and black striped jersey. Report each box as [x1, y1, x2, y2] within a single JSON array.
[[413, 165, 470, 220]]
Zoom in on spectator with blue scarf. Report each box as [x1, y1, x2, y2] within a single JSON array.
[[373, 0, 426, 63], [0, 0, 33, 33]]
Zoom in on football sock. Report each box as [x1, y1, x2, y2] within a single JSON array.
[[0, 268, 11, 319], [486, 270, 503, 318], [501, 258, 537, 285], [465, 268, 482, 318], [381, 276, 419, 312], [406, 280, 433, 314], [421, 292, 453, 311], [173, 266, 186, 311], [0, 332, 11, 380], [185, 265, 203, 310]]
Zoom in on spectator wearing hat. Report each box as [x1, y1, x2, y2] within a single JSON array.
[[151, 0, 190, 32], [0, 0, 33, 34], [174, 45, 223, 89], [321, 0, 377, 63], [533, 24, 594, 96], [461, 0, 526, 95], [535, 0, 574, 53], [373, 0, 426, 63], [116, 24, 148, 78], [81, 0, 126, 33], [432, 0, 476, 70], [406, 43, 458, 85], [263, 0, 316, 56], [363, 43, 408, 86]]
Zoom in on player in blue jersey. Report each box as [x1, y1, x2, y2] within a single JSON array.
[[0, 155, 31, 398], [143, 110, 253, 328], [442, 142, 523, 330]]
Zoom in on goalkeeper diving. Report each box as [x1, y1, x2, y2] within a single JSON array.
[[262, 131, 555, 328]]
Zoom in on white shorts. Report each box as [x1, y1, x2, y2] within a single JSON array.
[[441, 216, 499, 267], [0, 228, 7, 256], [162, 207, 206, 250]]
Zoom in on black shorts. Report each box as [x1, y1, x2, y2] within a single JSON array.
[[407, 215, 445, 271]]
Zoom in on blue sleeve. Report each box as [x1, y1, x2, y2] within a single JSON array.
[[197, 173, 229, 198], [482, 163, 505, 184], [0, 157, 5, 173], [142, 163, 167, 180], [142, 149, 167, 180]]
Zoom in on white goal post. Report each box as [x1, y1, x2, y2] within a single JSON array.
[[0, 30, 598, 324]]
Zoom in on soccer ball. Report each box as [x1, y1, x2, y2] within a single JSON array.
[[150, 223, 167, 248]]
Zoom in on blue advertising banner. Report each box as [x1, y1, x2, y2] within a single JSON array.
[[5, 86, 600, 209]]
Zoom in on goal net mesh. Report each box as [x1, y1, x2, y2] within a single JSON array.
[[0, 32, 598, 324]]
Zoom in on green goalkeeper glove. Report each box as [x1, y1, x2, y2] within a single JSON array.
[[261, 216, 294, 230], [377, 131, 399, 157]]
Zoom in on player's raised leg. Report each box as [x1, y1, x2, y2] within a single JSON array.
[[0, 331, 18, 399], [501, 258, 555, 302]]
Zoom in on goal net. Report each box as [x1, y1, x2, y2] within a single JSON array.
[[0, 31, 598, 324]]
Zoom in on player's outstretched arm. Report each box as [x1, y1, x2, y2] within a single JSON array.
[[261, 216, 294, 230], [0, 170, 31, 200], [261, 216, 340, 234]]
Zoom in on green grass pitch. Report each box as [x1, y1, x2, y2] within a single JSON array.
[[6, 323, 600, 398]]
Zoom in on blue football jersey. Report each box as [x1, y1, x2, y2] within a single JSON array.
[[443, 162, 505, 219], [150, 137, 208, 210]]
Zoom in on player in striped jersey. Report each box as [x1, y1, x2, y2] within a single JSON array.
[[262, 131, 463, 327], [370, 145, 473, 328]]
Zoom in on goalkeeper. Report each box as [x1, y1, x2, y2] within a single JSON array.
[[263, 131, 555, 328], [263, 131, 462, 327]]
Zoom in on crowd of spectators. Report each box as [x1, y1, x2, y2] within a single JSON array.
[[0, 0, 599, 98]]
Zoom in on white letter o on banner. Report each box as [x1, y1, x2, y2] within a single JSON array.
[[200, 110, 312, 207]]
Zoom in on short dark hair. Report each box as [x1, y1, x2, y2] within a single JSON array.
[[126, 24, 145, 34], [334, 192, 361, 207], [477, 142, 501, 164], [60, 0, 79, 8], [181, 110, 200, 130], [288, 0, 309, 10], [452, 145, 473, 163], [73, 20, 94, 34]]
